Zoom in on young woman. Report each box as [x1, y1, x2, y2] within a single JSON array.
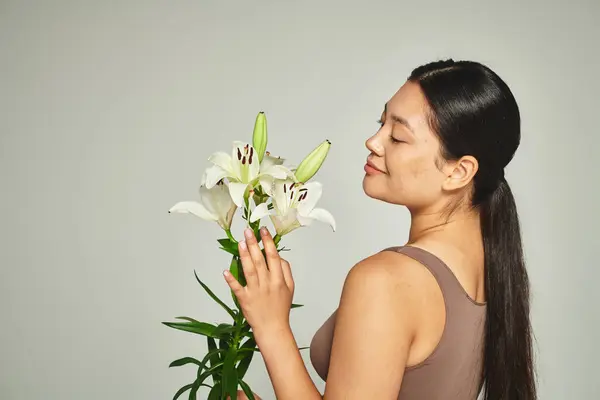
[[224, 59, 536, 400]]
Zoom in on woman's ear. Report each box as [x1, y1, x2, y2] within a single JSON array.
[[442, 155, 478, 191]]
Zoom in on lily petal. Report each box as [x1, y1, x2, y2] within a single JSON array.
[[307, 207, 336, 231], [208, 151, 235, 175], [272, 179, 295, 215], [168, 201, 217, 222], [231, 141, 260, 183], [296, 181, 323, 215], [204, 165, 229, 189], [249, 202, 272, 223], [270, 210, 301, 236], [228, 181, 249, 207], [296, 212, 313, 227], [247, 147, 260, 182], [221, 202, 238, 230], [231, 141, 246, 181], [199, 185, 234, 220], [259, 176, 276, 197], [261, 154, 285, 169], [262, 164, 293, 180]]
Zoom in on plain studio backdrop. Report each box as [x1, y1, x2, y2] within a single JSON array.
[[1, 1, 598, 399]]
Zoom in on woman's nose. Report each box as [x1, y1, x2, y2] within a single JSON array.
[[365, 134, 384, 156]]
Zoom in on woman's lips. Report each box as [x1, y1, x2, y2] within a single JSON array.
[[364, 160, 384, 174]]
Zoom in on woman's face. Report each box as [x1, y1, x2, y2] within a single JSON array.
[[363, 81, 450, 212]]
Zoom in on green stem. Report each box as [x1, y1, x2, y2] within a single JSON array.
[[244, 195, 251, 228], [273, 234, 281, 247], [225, 229, 237, 244]]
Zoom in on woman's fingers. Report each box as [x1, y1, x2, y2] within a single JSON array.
[[226, 391, 249, 400], [280, 257, 294, 293], [238, 227, 288, 291], [260, 227, 283, 283], [243, 228, 269, 285], [223, 269, 245, 297], [228, 390, 261, 400], [238, 240, 259, 288]]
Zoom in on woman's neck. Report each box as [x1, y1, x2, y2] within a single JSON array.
[[407, 206, 481, 245]]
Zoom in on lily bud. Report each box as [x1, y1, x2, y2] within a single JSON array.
[[293, 139, 331, 183], [252, 112, 268, 163]]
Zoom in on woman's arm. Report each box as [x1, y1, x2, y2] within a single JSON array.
[[256, 251, 420, 399], [323, 251, 421, 398], [224, 228, 421, 399], [254, 324, 322, 399]]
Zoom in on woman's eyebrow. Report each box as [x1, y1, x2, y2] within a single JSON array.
[[384, 103, 415, 134]]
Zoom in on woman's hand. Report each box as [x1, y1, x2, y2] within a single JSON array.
[[223, 226, 295, 336], [227, 389, 262, 400]]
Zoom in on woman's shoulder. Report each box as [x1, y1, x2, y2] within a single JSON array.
[[344, 247, 442, 304], [352, 246, 436, 279]]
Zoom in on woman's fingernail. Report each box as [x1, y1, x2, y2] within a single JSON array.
[[239, 240, 247, 250], [244, 228, 253, 239], [260, 226, 268, 236]]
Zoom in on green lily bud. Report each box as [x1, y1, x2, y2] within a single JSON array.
[[252, 112, 268, 163], [294, 139, 331, 182]]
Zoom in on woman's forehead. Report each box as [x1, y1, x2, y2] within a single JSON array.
[[385, 83, 432, 137]]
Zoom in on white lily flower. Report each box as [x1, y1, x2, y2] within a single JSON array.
[[169, 180, 237, 230], [204, 142, 294, 207], [250, 179, 336, 236]]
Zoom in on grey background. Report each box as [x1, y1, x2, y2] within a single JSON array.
[[1, 1, 598, 399]]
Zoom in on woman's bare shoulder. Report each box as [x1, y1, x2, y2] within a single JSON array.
[[339, 248, 443, 325], [351, 248, 440, 290]]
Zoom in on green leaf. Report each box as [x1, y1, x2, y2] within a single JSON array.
[[169, 357, 202, 368], [194, 270, 237, 319], [229, 256, 243, 308], [299, 346, 309, 351], [219, 337, 230, 353], [237, 347, 260, 353], [217, 238, 232, 247], [218, 238, 240, 255], [196, 348, 226, 371], [162, 321, 218, 338], [213, 323, 236, 338], [207, 383, 222, 400], [236, 262, 247, 288], [196, 361, 225, 387], [207, 337, 220, 384], [239, 336, 256, 350], [239, 380, 256, 400], [222, 348, 239, 400], [173, 383, 193, 400], [175, 316, 202, 324], [188, 380, 200, 400], [236, 337, 256, 379], [241, 321, 251, 330], [207, 336, 218, 354], [229, 257, 239, 280], [194, 349, 226, 389], [291, 303, 304, 309], [219, 246, 240, 257]]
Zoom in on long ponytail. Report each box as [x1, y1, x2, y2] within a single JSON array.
[[480, 178, 536, 399]]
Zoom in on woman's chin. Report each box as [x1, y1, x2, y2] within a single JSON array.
[[362, 178, 381, 199]]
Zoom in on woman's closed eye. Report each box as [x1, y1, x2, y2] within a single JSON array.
[[389, 133, 404, 144], [377, 119, 405, 143]]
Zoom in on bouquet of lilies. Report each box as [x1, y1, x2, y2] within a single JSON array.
[[164, 112, 335, 400]]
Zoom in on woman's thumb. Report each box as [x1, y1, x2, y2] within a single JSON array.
[[226, 390, 249, 400]]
